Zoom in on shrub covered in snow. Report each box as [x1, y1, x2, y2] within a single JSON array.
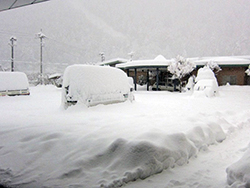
[[0, 72, 30, 96], [168, 55, 196, 80], [193, 66, 219, 97], [185, 75, 195, 91], [246, 65, 250, 76], [226, 144, 250, 187], [62, 65, 134, 108], [206, 60, 221, 73], [167, 55, 196, 92]]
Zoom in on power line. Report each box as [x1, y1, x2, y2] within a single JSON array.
[[0, 30, 35, 38], [47, 37, 87, 52]]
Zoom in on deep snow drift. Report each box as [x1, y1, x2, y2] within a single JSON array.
[[226, 144, 250, 187], [0, 85, 249, 188]]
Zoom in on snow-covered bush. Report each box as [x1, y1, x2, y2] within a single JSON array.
[[168, 55, 196, 91], [206, 60, 221, 73], [193, 66, 219, 97], [226, 144, 250, 187], [168, 56, 196, 79], [185, 75, 196, 92], [62, 65, 134, 108], [0, 72, 30, 96], [245, 65, 250, 76]]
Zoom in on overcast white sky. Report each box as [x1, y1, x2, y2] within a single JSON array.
[[0, 0, 250, 73]]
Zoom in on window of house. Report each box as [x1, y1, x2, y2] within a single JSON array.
[[222, 75, 237, 85]]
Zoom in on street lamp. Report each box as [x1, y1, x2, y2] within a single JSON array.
[[9, 36, 17, 72], [36, 30, 46, 84]]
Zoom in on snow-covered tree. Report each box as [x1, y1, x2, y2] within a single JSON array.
[[168, 55, 196, 79], [245, 65, 250, 76], [168, 55, 196, 91], [206, 60, 221, 73]]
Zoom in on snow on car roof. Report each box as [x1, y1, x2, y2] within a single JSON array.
[[0, 72, 29, 91]]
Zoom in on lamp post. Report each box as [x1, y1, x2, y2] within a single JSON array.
[[37, 30, 46, 84], [9, 36, 17, 72]]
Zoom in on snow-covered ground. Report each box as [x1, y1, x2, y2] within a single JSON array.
[[0, 85, 249, 188]]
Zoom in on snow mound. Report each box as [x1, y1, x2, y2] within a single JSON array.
[[154, 54, 167, 61], [76, 124, 226, 187], [193, 66, 219, 97], [62, 65, 134, 108], [226, 143, 250, 187]]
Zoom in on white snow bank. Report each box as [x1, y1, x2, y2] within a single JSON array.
[[193, 66, 218, 97], [76, 123, 226, 188], [0, 86, 250, 188], [62, 65, 134, 108], [226, 143, 250, 187]]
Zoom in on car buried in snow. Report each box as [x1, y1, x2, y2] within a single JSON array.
[[62, 65, 134, 108], [0, 72, 30, 96]]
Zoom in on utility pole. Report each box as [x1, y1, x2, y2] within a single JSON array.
[[37, 30, 46, 84], [9, 36, 17, 72], [128, 51, 134, 61], [99, 52, 105, 62]]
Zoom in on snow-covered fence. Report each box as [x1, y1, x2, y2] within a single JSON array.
[[62, 65, 134, 108], [0, 72, 30, 96]]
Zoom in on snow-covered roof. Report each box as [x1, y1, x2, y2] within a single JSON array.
[[113, 55, 250, 70], [48, 73, 62, 79], [190, 56, 250, 66], [116, 55, 172, 69], [97, 58, 128, 66]]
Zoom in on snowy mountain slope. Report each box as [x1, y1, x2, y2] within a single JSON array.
[[0, 0, 250, 74]]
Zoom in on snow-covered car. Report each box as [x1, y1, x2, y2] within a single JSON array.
[[152, 82, 177, 91], [193, 66, 218, 97], [62, 65, 134, 108], [0, 72, 30, 96]]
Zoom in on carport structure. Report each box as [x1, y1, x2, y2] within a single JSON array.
[[116, 55, 172, 91]]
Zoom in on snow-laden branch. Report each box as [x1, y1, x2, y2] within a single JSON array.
[[206, 61, 221, 73]]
